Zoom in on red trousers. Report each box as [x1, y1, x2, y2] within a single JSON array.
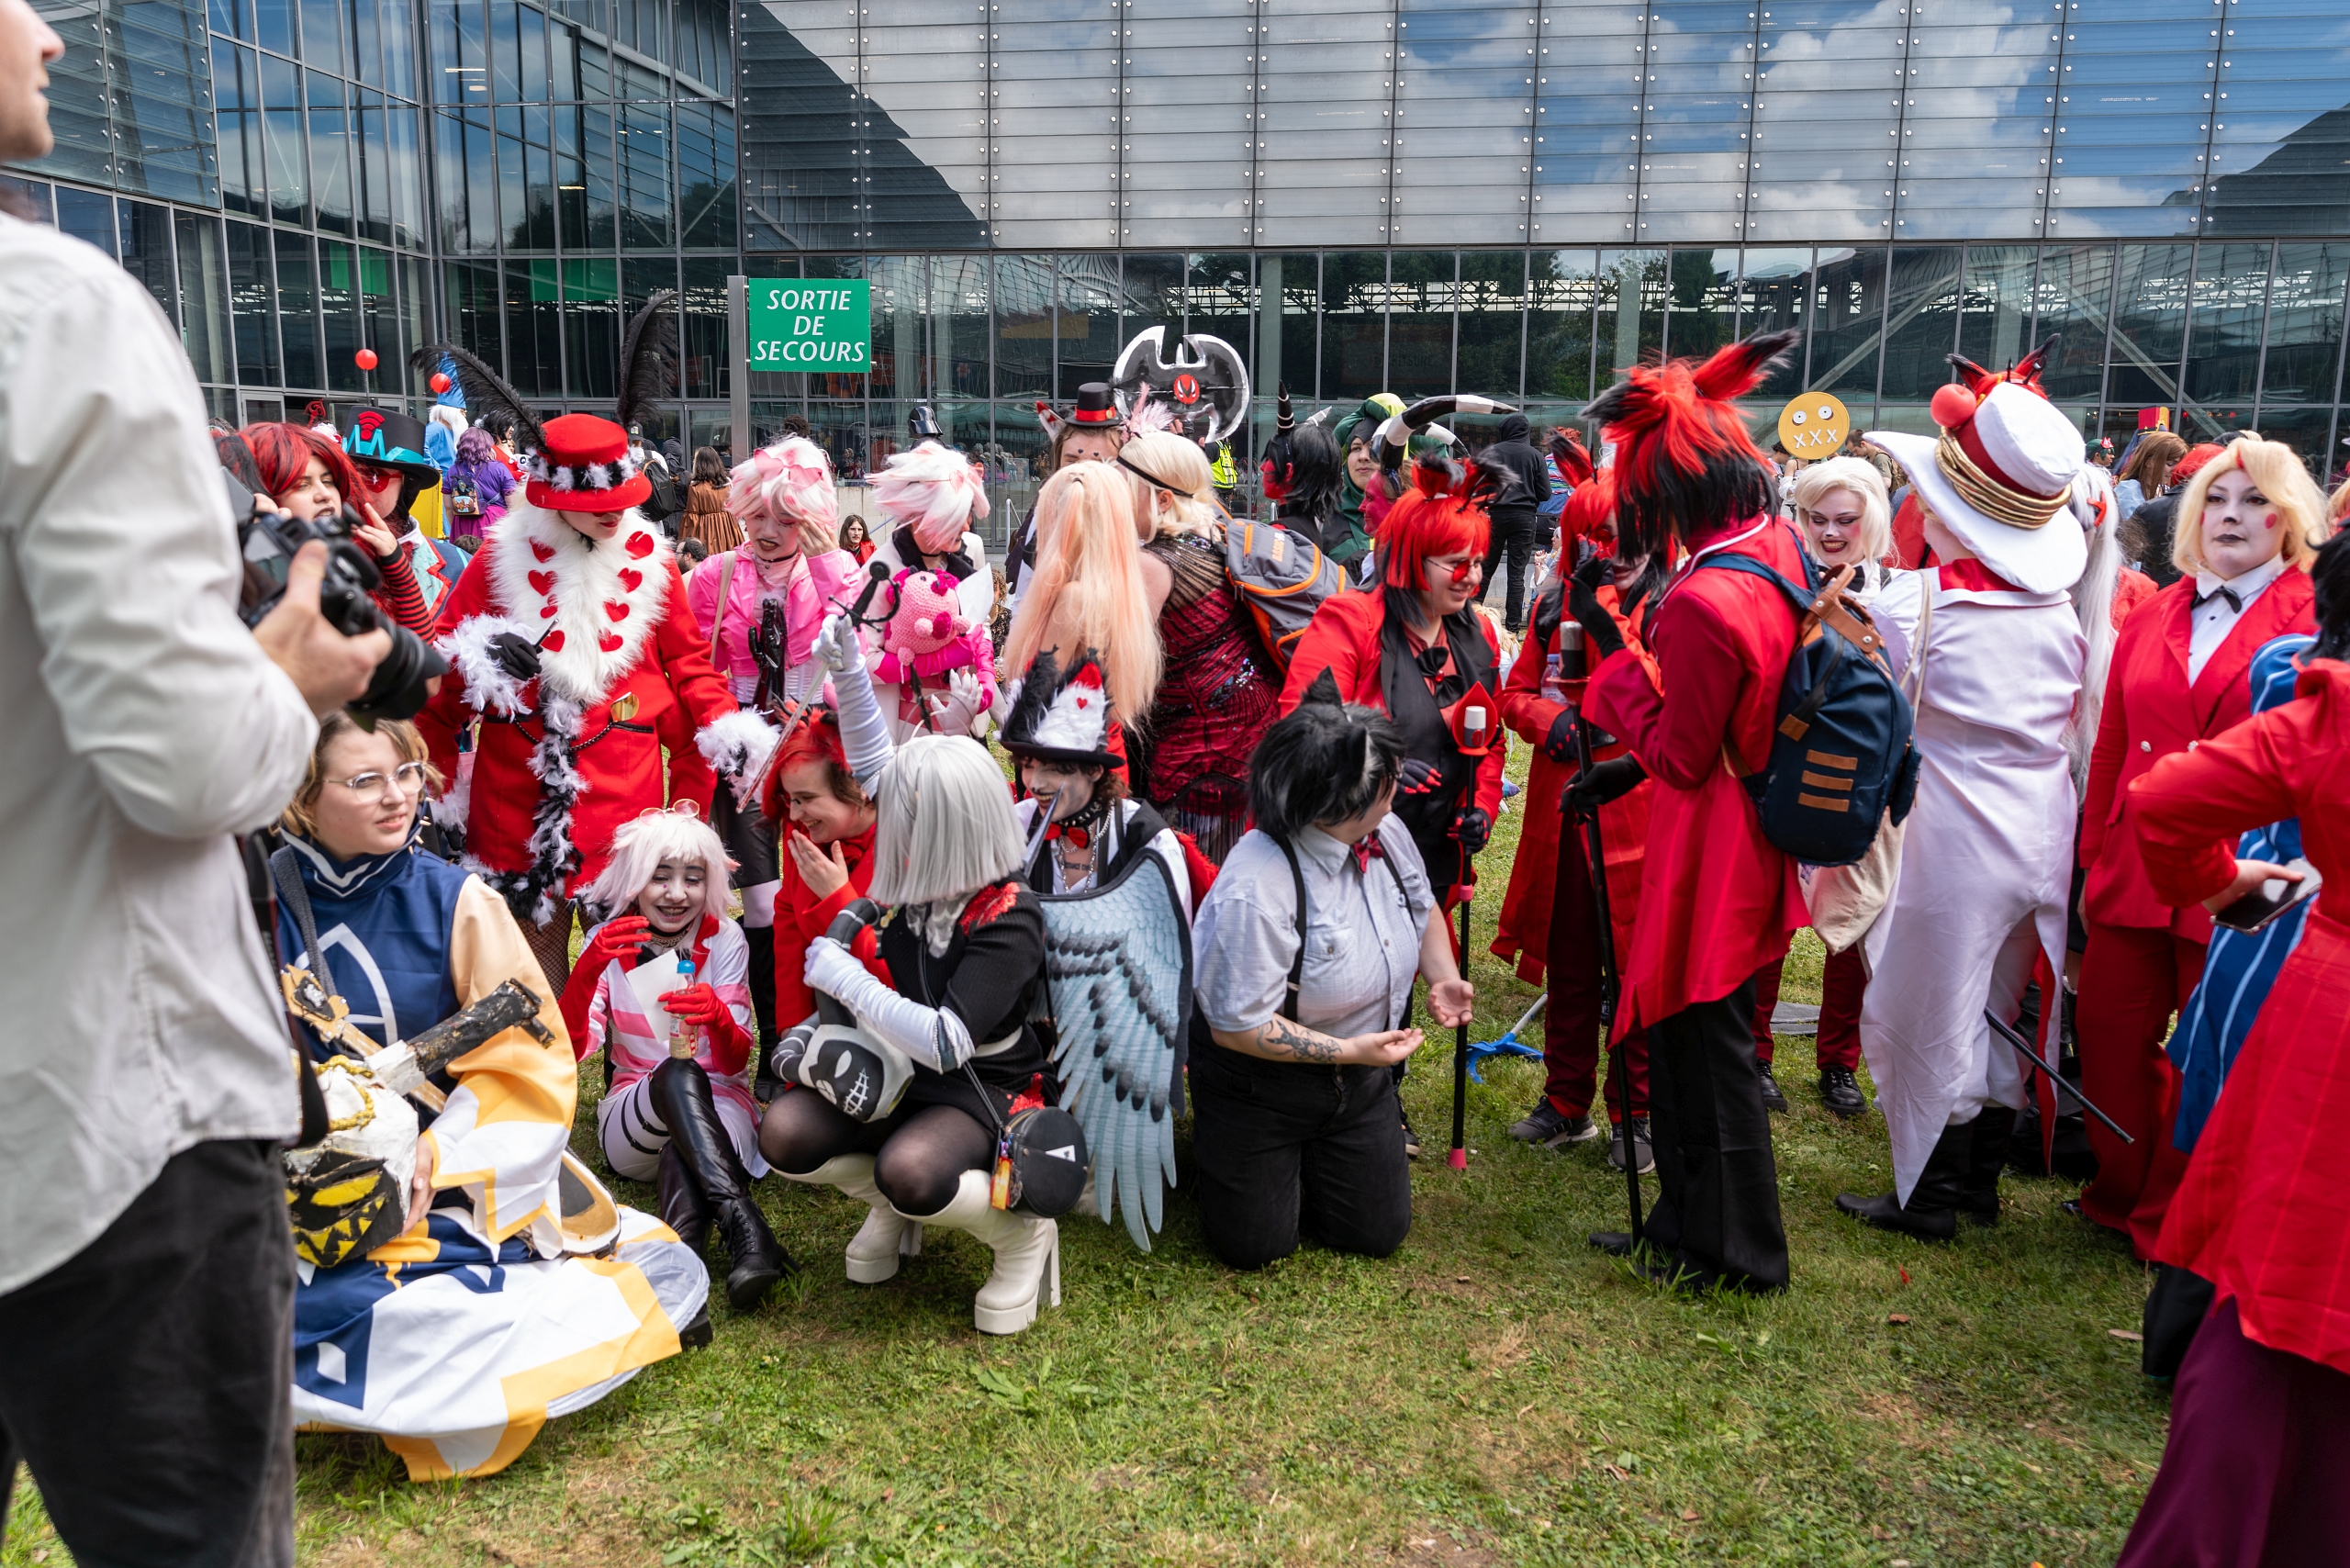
[[2076, 921, 2205, 1260], [1542, 817, 1649, 1121], [1747, 947, 1864, 1070]]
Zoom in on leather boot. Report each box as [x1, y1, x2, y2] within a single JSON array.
[[903, 1169, 1060, 1336], [776, 1154, 923, 1283], [655, 1141, 711, 1260], [1962, 1106, 2017, 1226], [1835, 1117, 1973, 1241], [649, 1057, 796, 1310]]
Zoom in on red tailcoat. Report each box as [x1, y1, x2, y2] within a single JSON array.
[[2081, 569, 2316, 937], [1494, 580, 1653, 982], [420, 504, 757, 918], [1584, 517, 1807, 1038], [2135, 659, 2350, 1377]]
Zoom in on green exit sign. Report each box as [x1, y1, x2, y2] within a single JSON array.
[[746, 279, 871, 371]]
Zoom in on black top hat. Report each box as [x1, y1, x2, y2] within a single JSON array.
[[1069, 383, 1118, 427], [341, 406, 441, 485]]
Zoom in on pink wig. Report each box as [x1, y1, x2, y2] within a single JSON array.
[[728, 435, 840, 553], [870, 442, 990, 554]]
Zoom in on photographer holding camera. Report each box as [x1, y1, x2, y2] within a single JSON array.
[[1, 3, 393, 1559]]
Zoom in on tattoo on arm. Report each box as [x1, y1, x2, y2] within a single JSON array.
[[1259, 1017, 1342, 1064]]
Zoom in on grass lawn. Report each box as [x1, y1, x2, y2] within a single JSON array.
[[3, 754, 2170, 1568]]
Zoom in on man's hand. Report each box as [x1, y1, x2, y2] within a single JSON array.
[[1565, 552, 1627, 661], [252, 541, 393, 717], [1564, 755, 1645, 813]]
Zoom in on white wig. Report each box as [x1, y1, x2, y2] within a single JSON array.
[[427, 404, 469, 439], [2065, 463, 2124, 789], [867, 734, 1023, 946], [729, 434, 840, 554], [869, 441, 990, 543], [580, 805, 734, 924], [1787, 456, 1893, 590]]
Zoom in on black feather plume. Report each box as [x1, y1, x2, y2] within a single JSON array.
[[614, 289, 679, 433], [1002, 649, 1062, 750], [409, 343, 543, 453]]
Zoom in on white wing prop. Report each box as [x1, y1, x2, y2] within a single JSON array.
[[1038, 842, 1193, 1251]]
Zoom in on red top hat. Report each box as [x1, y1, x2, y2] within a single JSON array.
[[524, 412, 653, 513]]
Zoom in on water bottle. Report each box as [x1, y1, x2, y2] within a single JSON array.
[[667, 956, 699, 1058]]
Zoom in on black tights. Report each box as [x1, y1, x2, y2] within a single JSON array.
[[758, 1091, 993, 1216]]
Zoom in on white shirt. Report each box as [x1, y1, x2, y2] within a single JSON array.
[[0, 216, 318, 1293], [2188, 552, 2288, 683], [1192, 817, 1433, 1042]]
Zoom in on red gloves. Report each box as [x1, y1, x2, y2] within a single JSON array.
[[581, 914, 652, 972], [663, 982, 751, 1076]]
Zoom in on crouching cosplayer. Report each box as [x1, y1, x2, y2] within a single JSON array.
[[562, 806, 794, 1315], [759, 614, 1064, 1333]]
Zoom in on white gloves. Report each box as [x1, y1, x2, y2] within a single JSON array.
[[818, 611, 895, 788], [802, 935, 975, 1073], [927, 666, 987, 737]]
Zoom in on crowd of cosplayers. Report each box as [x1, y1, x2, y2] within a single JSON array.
[[190, 295, 2350, 1546]]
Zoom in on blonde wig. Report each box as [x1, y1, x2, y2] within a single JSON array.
[[867, 734, 1024, 948], [1117, 431, 1223, 539], [870, 441, 990, 554], [2328, 473, 2350, 525], [1001, 462, 1162, 720], [728, 434, 840, 554], [2171, 438, 2333, 579], [581, 804, 734, 923], [281, 713, 441, 839], [1786, 456, 1892, 586]]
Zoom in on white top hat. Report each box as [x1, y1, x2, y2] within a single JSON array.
[[1870, 380, 2087, 595]]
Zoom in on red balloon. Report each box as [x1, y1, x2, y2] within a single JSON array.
[[430, 372, 453, 395], [1929, 382, 1979, 431], [354, 348, 379, 371]]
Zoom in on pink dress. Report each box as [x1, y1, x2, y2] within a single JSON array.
[[685, 545, 865, 706]]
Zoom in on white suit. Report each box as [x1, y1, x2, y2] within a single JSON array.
[[1861, 566, 2086, 1203]]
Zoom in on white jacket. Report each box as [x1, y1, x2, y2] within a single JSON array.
[[0, 215, 318, 1294]]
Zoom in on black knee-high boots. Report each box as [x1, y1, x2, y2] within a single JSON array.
[[648, 1057, 794, 1309]]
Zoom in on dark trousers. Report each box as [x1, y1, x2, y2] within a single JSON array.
[[1542, 820, 1649, 1120], [743, 922, 777, 1051], [1479, 503, 1539, 631], [0, 1139, 295, 1567], [1644, 980, 1791, 1292], [1189, 1044, 1413, 1271]]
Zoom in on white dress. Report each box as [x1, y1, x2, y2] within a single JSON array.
[[1859, 566, 2086, 1203]]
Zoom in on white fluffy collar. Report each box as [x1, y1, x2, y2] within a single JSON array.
[[485, 503, 675, 703]]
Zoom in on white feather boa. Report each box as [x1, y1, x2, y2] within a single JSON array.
[[695, 707, 781, 805]]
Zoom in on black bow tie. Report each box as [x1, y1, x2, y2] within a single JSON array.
[[2194, 583, 2243, 614]]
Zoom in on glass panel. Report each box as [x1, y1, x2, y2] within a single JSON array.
[[2259, 243, 2350, 407], [676, 100, 737, 250], [1594, 248, 1665, 386], [867, 256, 925, 405], [1388, 251, 1455, 398], [383, 0, 418, 99], [321, 241, 364, 394], [520, 138, 554, 246], [1257, 2, 1394, 250], [1879, 247, 1963, 404], [309, 82, 353, 237], [444, 258, 503, 373], [1320, 252, 1388, 400], [275, 230, 322, 391], [300, 0, 345, 76], [388, 103, 424, 248], [1957, 245, 2037, 374], [1746, 3, 1902, 245], [2043, 11, 2212, 240], [498, 131, 528, 245], [619, 104, 671, 249], [801, 255, 868, 406], [1457, 251, 1525, 399], [256, 0, 293, 61], [261, 54, 308, 224], [355, 93, 393, 244], [1663, 248, 1736, 362], [2202, 19, 2350, 239], [1895, 10, 2060, 242], [118, 200, 175, 325], [428, 0, 465, 106], [1187, 253, 1256, 390], [227, 220, 279, 387], [2247, 407, 2334, 484], [562, 255, 621, 399], [2032, 242, 2116, 404], [1125, 2, 1253, 250], [1527, 250, 1597, 402], [1807, 247, 1887, 415], [505, 257, 561, 397], [2184, 242, 2273, 407], [1736, 247, 1812, 400], [682, 256, 732, 402], [934, 254, 990, 401], [1058, 255, 1120, 399], [175, 213, 232, 385], [1533, 5, 1642, 247], [212, 0, 250, 42], [351, 0, 383, 86], [990, 254, 1056, 402], [1119, 254, 1186, 354], [491, 0, 523, 103], [398, 256, 430, 389], [2106, 242, 2194, 410], [215, 40, 264, 219], [111, 0, 218, 204]]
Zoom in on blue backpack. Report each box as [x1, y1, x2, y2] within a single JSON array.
[[1696, 547, 1919, 868]]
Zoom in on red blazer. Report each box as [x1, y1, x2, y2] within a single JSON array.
[[2132, 659, 2350, 1377], [1584, 517, 1807, 1037], [1493, 580, 1653, 982], [2080, 567, 2316, 936], [1278, 590, 1508, 846]]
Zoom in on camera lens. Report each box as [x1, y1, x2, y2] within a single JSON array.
[[347, 626, 450, 725]]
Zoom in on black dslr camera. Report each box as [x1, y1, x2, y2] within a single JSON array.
[[221, 454, 445, 725]]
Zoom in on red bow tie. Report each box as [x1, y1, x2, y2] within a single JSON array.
[[1351, 834, 1385, 873], [1045, 821, 1091, 849]]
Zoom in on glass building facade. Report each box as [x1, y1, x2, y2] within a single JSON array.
[[12, 0, 2350, 538]]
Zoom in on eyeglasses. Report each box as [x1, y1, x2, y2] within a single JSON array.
[[328, 762, 430, 796]]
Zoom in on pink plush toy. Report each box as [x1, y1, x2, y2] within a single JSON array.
[[872, 568, 998, 728]]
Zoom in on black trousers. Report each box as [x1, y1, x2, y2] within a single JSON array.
[[0, 1139, 295, 1567], [1189, 1044, 1413, 1270], [1643, 980, 1790, 1292], [1479, 502, 1539, 632], [743, 922, 777, 1051]]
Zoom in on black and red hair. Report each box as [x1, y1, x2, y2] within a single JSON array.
[[1378, 455, 1492, 597], [1557, 471, 1620, 557], [1583, 329, 1800, 559], [761, 707, 866, 816], [237, 421, 362, 510]]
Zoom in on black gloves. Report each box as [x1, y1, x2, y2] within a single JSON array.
[[1452, 807, 1493, 857], [1542, 711, 1580, 765], [1565, 553, 1627, 662], [1564, 756, 1646, 814], [488, 630, 543, 683], [1394, 756, 1442, 796]]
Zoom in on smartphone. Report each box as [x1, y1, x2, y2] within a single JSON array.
[[2211, 858, 2321, 935]]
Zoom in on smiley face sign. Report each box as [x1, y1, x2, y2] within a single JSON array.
[[1778, 392, 1851, 458]]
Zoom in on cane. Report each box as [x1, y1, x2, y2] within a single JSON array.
[[1983, 1008, 2133, 1146], [1449, 888, 1474, 1171]]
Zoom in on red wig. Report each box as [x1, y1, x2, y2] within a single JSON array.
[[1557, 472, 1620, 557], [1583, 329, 1799, 558], [239, 421, 361, 510], [1379, 460, 1492, 594], [760, 707, 863, 818]]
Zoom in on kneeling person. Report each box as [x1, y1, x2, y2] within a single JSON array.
[[1189, 678, 1474, 1270]]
